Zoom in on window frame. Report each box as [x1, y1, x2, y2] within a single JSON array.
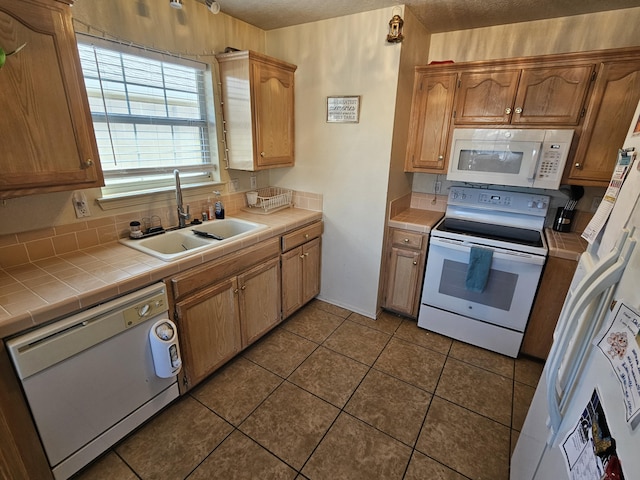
[[76, 34, 221, 202]]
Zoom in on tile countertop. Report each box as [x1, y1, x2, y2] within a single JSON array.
[[544, 228, 588, 261], [388, 208, 444, 233], [0, 208, 322, 340]]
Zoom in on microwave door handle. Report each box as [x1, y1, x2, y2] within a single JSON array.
[[527, 147, 540, 181]]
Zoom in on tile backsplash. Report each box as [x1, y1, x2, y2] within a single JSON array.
[[0, 189, 322, 269]]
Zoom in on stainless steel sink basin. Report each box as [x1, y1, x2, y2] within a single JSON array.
[[120, 218, 267, 261]]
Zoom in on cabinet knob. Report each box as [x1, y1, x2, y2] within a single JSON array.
[[304, 252, 309, 257], [241, 285, 246, 290], [505, 107, 512, 114], [515, 107, 523, 114], [260, 151, 265, 157], [438, 155, 444, 160], [403, 238, 410, 243], [300, 254, 305, 259], [234, 288, 239, 294], [413, 261, 418, 265], [305, 234, 309, 239], [574, 162, 583, 170], [85, 159, 94, 167]]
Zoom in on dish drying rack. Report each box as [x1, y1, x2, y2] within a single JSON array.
[[244, 187, 293, 214]]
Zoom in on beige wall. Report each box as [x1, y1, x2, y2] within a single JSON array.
[[0, 0, 266, 236], [428, 7, 640, 63], [265, 8, 404, 317]]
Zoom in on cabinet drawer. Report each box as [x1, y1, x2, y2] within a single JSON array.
[[390, 230, 424, 250], [171, 237, 279, 300], [281, 221, 323, 252]]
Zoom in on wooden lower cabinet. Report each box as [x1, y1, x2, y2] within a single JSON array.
[[239, 257, 282, 345], [521, 256, 578, 360], [281, 236, 321, 318], [382, 228, 428, 318], [0, 342, 52, 479], [170, 223, 322, 393], [175, 278, 242, 390]]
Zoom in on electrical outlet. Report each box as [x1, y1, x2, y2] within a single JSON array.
[[435, 181, 442, 194], [250, 175, 257, 190], [72, 191, 91, 218]]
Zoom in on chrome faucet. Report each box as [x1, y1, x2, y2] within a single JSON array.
[[174, 169, 190, 228]]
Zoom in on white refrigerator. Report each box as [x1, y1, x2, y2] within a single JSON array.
[[511, 100, 640, 480]]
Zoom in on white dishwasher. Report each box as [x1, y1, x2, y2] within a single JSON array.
[[6, 282, 181, 480]]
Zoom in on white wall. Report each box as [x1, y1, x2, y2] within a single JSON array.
[[265, 9, 403, 317]]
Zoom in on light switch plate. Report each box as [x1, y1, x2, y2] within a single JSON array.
[[72, 191, 91, 218], [250, 175, 257, 190]]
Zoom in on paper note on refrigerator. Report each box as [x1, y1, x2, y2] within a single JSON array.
[[561, 389, 623, 480], [595, 302, 640, 423], [582, 149, 636, 247]]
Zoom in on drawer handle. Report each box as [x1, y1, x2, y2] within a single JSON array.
[[305, 234, 309, 239], [404, 238, 410, 243]]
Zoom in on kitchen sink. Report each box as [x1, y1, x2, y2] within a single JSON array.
[[120, 218, 268, 261]]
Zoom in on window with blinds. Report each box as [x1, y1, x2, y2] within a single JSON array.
[[76, 35, 219, 196]]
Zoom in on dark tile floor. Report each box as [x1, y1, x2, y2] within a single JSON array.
[[75, 299, 543, 480]]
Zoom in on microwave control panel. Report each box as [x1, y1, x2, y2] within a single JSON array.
[[532, 131, 574, 189]]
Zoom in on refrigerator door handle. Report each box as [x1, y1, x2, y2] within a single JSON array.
[[544, 229, 636, 445]]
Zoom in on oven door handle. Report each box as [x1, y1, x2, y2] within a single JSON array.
[[429, 237, 546, 265]]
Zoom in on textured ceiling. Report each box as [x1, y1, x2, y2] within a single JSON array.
[[206, 0, 640, 33]]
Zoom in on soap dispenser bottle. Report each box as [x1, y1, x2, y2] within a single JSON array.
[[214, 191, 225, 219]]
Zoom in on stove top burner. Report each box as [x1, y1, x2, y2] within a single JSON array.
[[436, 218, 543, 248]]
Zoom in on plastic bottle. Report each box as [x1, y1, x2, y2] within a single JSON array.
[[207, 197, 214, 220], [214, 191, 225, 219]]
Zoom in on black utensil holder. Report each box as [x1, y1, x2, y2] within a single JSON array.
[[553, 207, 575, 232]]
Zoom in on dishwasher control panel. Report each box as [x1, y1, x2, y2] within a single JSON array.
[[123, 291, 168, 328]]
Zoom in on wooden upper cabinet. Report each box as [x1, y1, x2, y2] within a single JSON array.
[[455, 64, 594, 125], [566, 59, 640, 185], [455, 69, 520, 124], [0, 0, 103, 199], [513, 65, 594, 124], [405, 72, 457, 173], [217, 50, 297, 171]]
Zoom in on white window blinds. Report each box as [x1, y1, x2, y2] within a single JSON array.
[[76, 35, 218, 195]]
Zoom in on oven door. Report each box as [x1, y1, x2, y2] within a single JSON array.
[[422, 236, 546, 332]]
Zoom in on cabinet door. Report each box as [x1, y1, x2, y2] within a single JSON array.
[[512, 64, 594, 125], [454, 69, 520, 124], [0, 0, 103, 199], [281, 246, 304, 319], [238, 257, 281, 346], [175, 278, 241, 391], [302, 237, 321, 305], [521, 257, 576, 360], [567, 60, 640, 185], [405, 72, 457, 173], [252, 60, 295, 169], [383, 246, 422, 317]]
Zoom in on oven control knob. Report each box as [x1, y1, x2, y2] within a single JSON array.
[[527, 201, 534, 208], [537, 201, 544, 209]]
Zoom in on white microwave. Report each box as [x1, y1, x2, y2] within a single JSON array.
[[447, 128, 574, 189]]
